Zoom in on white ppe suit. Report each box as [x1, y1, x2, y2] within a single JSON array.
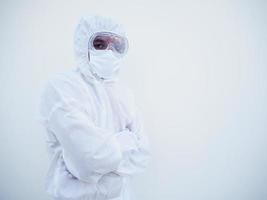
[[38, 16, 151, 200]]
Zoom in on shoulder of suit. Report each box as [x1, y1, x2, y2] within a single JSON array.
[[44, 68, 87, 95], [47, 69, 81, 84]]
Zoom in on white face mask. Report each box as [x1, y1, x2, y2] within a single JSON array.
[[88, 50, 122, 79]]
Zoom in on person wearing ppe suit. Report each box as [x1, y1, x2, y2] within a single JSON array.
[[38, 15, 151, 200]]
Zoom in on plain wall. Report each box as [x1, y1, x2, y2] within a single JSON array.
[[0, 0, 267, 200]]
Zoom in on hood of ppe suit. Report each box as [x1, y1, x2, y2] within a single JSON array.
[[73, 15, 127, 84]]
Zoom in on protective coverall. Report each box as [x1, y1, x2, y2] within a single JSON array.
[[38, 15, 151, 200]]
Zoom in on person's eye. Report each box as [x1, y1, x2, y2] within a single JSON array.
[[93, 39, 107, 50], [96, 43, 103, 48]]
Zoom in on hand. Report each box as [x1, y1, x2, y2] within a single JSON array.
[[117, 127, 131, 135], [97, 172, 123, 199], [116, 128, 138, 153]]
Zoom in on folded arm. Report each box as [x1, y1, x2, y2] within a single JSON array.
[[39, 79, 124, 184], [114, 98, 152, 177]]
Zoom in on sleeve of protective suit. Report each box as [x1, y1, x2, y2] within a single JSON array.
[[114, 94, 152, 177], [39, 78, 124, 184]]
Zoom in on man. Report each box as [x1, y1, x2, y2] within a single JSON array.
[[39, 15, 151, 200]]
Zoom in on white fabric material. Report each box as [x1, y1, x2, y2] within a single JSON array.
[[39, 15, 151, 200], [89, 49, 122, 79]]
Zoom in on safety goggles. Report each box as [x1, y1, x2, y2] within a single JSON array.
[[88, 32, 129, 56]]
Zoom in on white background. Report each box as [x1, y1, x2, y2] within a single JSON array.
[[0, 0, 267, 200]]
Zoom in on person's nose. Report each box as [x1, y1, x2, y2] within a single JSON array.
[[107, 44, 115, 52]]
